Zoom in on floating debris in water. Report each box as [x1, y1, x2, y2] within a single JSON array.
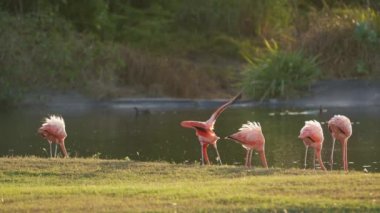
[[268, 109, 326, 116], [355, 122, 360, 124], [272, 109, 327, 116], [349, 162, 354, 164], [372, 162, 377, 164], [286, 111, 299, 116], [362, 165, 372, 168]]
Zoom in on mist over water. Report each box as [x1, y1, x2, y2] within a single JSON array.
[[0, 105, 378, 172]]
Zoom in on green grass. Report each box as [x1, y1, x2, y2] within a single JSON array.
[[0, 157, 379, 212]]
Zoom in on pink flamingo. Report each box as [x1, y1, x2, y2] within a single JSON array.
[[328, 115, 352, 171], [298, 120, 326, 170], [180, 93, 241, 165], [225, 121, 268, 168], [38, 115, 68, 158]]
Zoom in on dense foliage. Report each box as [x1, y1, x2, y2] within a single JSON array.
[[242, 41, 319, 100], [0, 0, 380, 104]]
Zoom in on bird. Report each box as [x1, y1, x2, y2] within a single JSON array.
[[298, 120, 326, 170], [225, 121, 268, 168], [38, 115, 68, 158], [133, 107, 151, 116], [328, 115, 352, 171], [180, 92, 241, 165]]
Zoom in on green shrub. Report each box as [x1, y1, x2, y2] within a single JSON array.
[[242, 41, 320, 100], [353, 8, 380, 45], [354, 21, 378, 44], [299, 8, 380, 78]]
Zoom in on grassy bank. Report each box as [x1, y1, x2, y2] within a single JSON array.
[[0, 157, 379, 212]]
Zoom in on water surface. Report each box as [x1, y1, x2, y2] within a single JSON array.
[[0, 104, 378, 171]]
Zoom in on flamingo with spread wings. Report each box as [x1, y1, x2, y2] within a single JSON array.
[[180, 93, 241, 165]]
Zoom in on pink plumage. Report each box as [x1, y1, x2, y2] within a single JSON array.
[[328, 115, 352, 140], [38, 115, 68, 158], [299, 120, 324, 147], [180, 92, 241, 165], [328, 115, 352, 171], [226, 121, 268, 168], [228, 122, 265, 151], [299, 120, 326, 170]]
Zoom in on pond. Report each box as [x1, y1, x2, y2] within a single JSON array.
[[0, 103, 379, 172]]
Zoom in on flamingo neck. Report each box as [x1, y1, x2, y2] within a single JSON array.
[[259, 150, 268, 169]]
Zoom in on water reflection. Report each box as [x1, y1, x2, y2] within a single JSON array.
[[0, 105, 379, 172]]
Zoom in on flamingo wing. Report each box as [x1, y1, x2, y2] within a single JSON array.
[[38, 125, 65, 142], [299, 120, 323, 143], [180, 121, 208, 130], [206, 92, 242, 128], [227, 124, 264, 148], [328, 115, 352, 137], [227, 131, 249, 144]]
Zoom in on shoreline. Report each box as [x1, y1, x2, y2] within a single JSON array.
[[17, 80, 380, 110]]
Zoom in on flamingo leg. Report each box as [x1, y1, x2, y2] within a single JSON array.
[[212, 144, 222, 165], [202, 144, 210, 165], [249, 149, 254, 168], [49, 142, 52, 158], [313, 149, 316, 170], [259, 150, 268, 169], [304, 146, 309, 169], [245, 150, 249, 167], [200, 145, 204, 165], [330, 138, 336, 170], [54, 143, 58, 158]]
